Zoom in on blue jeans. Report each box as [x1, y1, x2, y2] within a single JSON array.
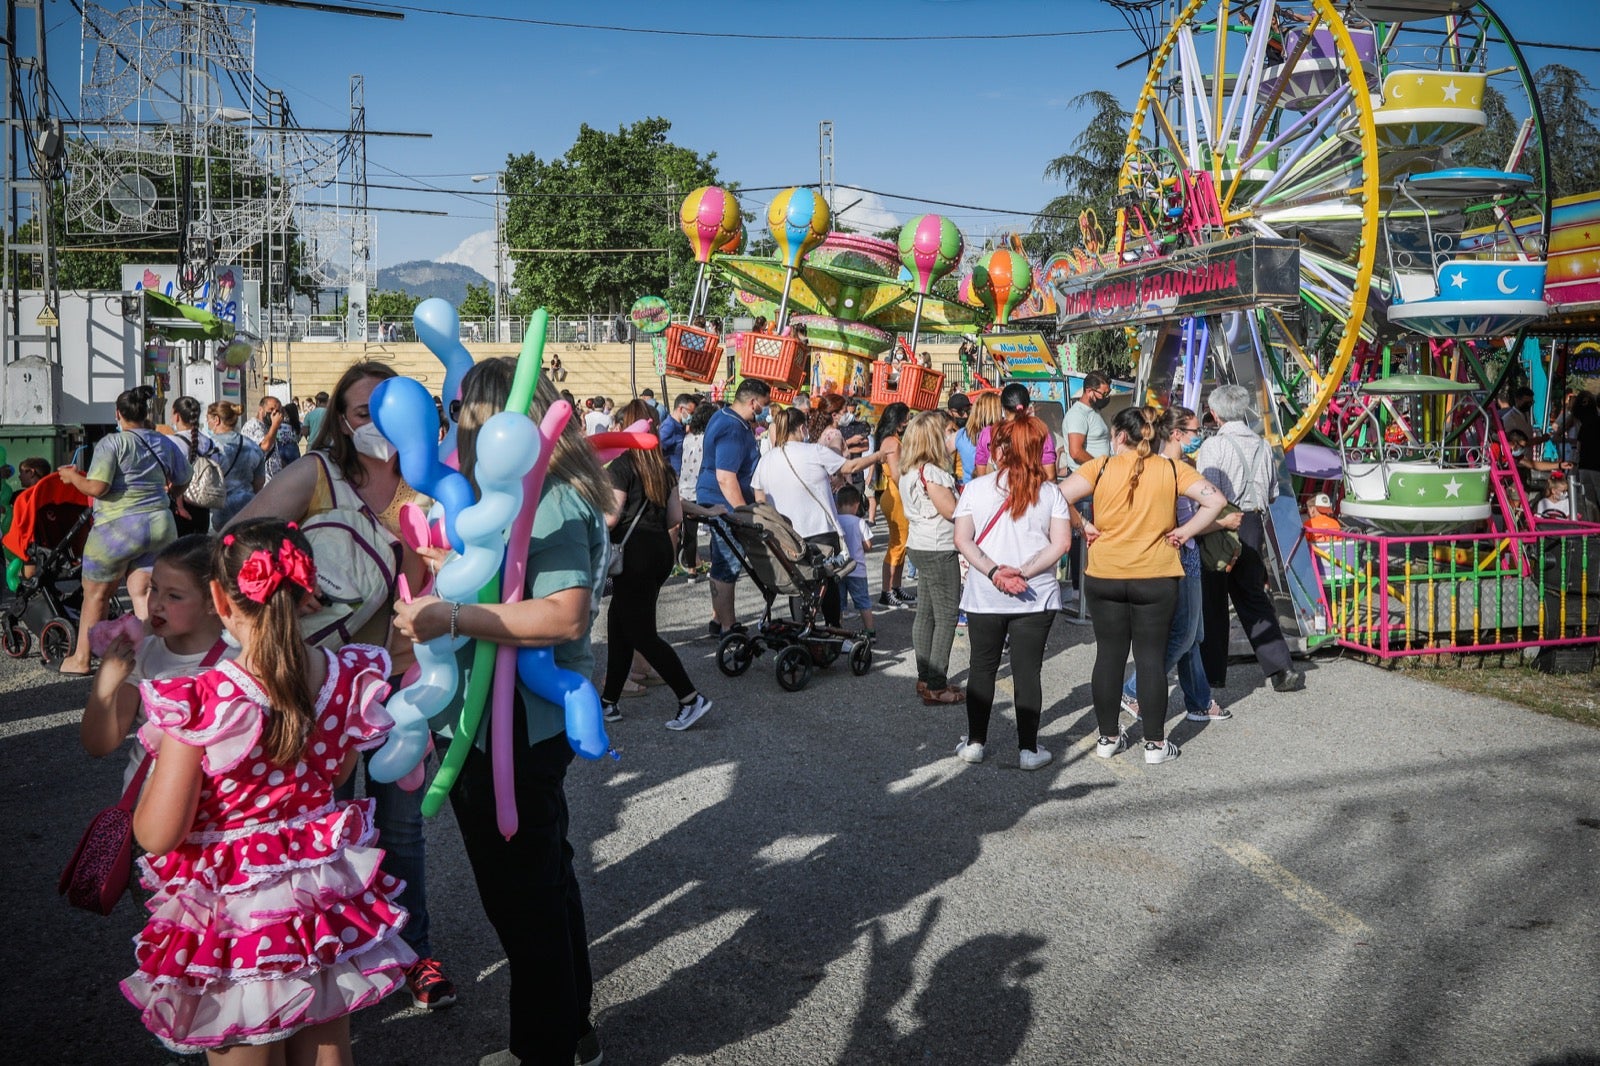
[[1124, 551, 1212, 713], [338, 750, 432, 958]]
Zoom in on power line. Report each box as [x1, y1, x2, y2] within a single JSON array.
[[320, 4, 1129, 42]]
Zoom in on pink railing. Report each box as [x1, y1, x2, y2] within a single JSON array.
[[1308, 525, 1600, 657]]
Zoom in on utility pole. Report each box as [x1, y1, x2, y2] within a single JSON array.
[[818, 120, 835, 218]]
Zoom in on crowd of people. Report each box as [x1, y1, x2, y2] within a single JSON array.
[[29, 358, 1364, 1066]]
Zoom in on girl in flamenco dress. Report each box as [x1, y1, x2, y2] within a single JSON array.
[[121, 518, 415, 1063]]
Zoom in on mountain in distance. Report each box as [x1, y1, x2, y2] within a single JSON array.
[[376, 260, 490, 307]]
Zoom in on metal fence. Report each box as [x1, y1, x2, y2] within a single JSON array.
[[269, 313, 700, 345], [1309, 525, 1600, 657]]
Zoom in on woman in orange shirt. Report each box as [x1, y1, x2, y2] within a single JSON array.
[[1059, 406, 1226, 764]]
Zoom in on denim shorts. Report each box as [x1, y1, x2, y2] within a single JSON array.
[[842, 573, 872, 610], [708, 530, 743, 584]]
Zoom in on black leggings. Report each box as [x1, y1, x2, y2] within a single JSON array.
[[803, 531, 842, 628], [602, 533, 696, 704], [1083, 574, 1179, 742], [965, 610, 1056, 752]]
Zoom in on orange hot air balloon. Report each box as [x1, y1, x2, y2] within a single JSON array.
[[971, 248, 1034, 326]]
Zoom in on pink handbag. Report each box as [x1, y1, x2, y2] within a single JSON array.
[[59, 638, 227, 915], [58, 757, 150, 915]]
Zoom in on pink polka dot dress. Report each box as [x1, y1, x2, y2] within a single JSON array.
[[119, 645, 417, 1053]]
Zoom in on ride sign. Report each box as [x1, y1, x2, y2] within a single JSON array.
[[1053, 236, 1300, 333], [629, 296, 672, 335]]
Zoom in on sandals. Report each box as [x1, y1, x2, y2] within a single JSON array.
[[917, 682, 964, 706]]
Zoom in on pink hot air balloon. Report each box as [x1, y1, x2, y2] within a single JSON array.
[[679, 186, 740, 265], [898, 214, 964, 297]]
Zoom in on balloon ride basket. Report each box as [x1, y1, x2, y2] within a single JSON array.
[[870, 361, 945, 411], [664, 325, 723, 384], [766, 384, 799, 405], [737, 333, 808, 389]]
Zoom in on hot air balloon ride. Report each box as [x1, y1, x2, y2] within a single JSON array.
[[898, 214, 964, 351], [662, 185, 741, 384]]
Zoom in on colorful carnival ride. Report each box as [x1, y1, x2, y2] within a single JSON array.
[[1044, 0, 1600, 661]]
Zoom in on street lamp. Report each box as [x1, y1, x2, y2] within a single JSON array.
[[471, 172, 505, 342]]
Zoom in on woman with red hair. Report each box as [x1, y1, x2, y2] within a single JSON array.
[[951, 413, 1074, 770]]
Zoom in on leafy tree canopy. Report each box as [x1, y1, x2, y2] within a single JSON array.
[[503, 117, 733, 318]]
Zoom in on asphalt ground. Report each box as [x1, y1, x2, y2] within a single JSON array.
[[4, 528, 1599, 1066]]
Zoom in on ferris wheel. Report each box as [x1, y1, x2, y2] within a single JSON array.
[[1116, 0, 1551, 447]]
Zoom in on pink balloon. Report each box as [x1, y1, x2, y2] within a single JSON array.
[[396, 738, 432, 792], [491, 401, 573, 839]]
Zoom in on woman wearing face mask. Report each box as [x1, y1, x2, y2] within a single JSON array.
[[224, 361, 453, 1010]]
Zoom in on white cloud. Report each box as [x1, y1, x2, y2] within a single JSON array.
[[832, 189, 900, 236], [438, 229, 504, 286]]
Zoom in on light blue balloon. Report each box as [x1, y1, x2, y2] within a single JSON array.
[[413, 298, 475, 461], [368, 629, 468, 783], [434, 411, 539, 604]]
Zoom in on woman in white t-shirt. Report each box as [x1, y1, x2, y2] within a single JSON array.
[[952, 415, 1073, 771], [897, 411, 962, 705], [752, 407, 880, 626]]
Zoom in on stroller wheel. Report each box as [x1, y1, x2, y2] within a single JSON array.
[[39, 618, 73, 668], [775, 645, 813, 692], [3, 620, 31, 659], [850, 640, 873, 676], [716, 632, 755, 677]]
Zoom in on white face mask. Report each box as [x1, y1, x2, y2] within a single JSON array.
[[345, 419, 394, 462]]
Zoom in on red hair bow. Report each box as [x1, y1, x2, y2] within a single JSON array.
[[236, 539, 318, 604]]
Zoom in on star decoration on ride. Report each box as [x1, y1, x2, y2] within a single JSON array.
[[1443, 478, 1463, 499], [1441, 80, 1461, 103], [1450, 271, 1468, 289]]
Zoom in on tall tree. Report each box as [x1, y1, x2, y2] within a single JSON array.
[[1035, 91, 1136, 376], [502, 118, 731, 318], [1035, 91, 1133, 249], [1534, 64, 1600, 199]]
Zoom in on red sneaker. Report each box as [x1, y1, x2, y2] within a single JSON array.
[[405, 957, 458, 1010]]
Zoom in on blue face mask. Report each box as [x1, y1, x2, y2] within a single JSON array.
[[1182, 434, 1203, 456]]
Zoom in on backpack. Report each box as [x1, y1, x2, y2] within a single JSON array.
[[183, 440, 235, 510], [298, 452, 403, 649]]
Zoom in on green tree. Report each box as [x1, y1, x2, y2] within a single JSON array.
[[502, 117, 731, 318], [1452, 84, 1523, 173], [1036, 91, 1136, 376], [365, 289, 422, 322], [1535, 64, 1600, 199], [458, 281, 495, 322]]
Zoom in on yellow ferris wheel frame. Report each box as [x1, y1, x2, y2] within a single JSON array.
[[1117, 0, 1381, 448]]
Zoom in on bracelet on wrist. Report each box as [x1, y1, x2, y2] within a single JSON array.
[[987, 563, 1001, 581], [449, 601, 462, 640]]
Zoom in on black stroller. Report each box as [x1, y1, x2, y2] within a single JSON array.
[[2, 495, 112, 668], [698, 500, 873, 692]]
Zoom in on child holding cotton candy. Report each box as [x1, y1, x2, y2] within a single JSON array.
[[81, 535, 235, 787], [120, 518, 413, 1060]]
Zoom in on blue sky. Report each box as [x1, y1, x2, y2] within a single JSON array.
[[54, 0, 1600, 275]]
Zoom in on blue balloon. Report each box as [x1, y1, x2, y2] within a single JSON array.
[[370, 376, 475, 553], [413, 298, 476, 461], [517, 647, 613, 760]]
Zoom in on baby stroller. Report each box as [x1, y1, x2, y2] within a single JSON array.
[[703, 500, 873, 691], [1, 475, 106, 667]]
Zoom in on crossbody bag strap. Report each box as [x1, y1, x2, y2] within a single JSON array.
[[975, 501, 1007, 545], [129, 430, 171, 483], [781, 444, 845, 541], [616, 504, 645, 549], [124, 636, 228, 808]]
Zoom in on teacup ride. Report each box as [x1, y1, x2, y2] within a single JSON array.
[[1383, 168, 1549, 339], [1337, 374, 1493, 535]]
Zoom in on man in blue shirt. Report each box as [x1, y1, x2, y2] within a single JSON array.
[[639, 388, 667, 423], [657, 392, 697, 475], [696, 379, 771, 637]]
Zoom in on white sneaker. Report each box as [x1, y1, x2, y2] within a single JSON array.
[[1185, 700, 1233, 722], [602, 701, 622, 724], [1095, 733, 1127, 759], [1019, 747, 1054, 771], [1144, 739, 1181, 764], [954, 736, 986, 764], [665, 694, 712, 731]]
